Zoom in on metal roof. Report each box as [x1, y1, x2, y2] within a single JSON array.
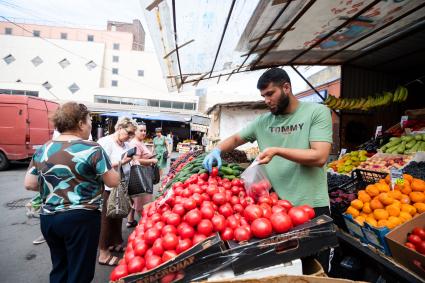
[[141, 0, 425, 91]]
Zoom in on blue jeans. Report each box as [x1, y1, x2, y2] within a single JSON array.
[[40, 209, 101, 283]]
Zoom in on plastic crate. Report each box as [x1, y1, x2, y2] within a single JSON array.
[[351, 169, 388, 188]]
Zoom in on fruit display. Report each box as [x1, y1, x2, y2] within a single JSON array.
[[324, 86, 408, 111], [344, 174, 425, 230], [327, 150, 370, 174], [404, 227, 425, 254], [221, 149, 249, 163], [403, 161, 425, 180], [327, 172, 352, 191], [379, 134, 425, 154], [330, 189, 357, 215], [357, 138, 385, 152], [110, 170, 316, 281], [356, 153, 412, 173]]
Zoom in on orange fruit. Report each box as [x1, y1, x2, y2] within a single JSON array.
[[386, 204, 400, 217], [376, 183, 390, 193], [401, 204, 417, 216], [377, 219, 389, 228], [400, 185, 412, 195], [351, 199, 364, 210], [358, 191, 371, 203], [400, 194, 411, 204], [399, 211, 413, 223], [413, 203, 425, 213], [410, 192, 425, 203], [374, 209, 389, 220], [403, 174, 413, 183], [362, 202, 372, 214], [392, 199, 401, 208], [346, 206, 360, 218], [365, 217, 378, 227], [379, 193, 395, 205], [385, 175, 391, 184], [388, 190, 402, 200], [355, 216, 366, 226], [387, 216, 402, 229], [366, 185, 380, 197], [411, 179, 425, 192], [370, 198, 384, 210]]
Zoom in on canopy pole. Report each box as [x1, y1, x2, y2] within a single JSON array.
[[171, 0, 183, 89]]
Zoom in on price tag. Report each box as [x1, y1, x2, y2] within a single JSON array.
[[339, 148, 347, 159], [390, 167, 404, 190], [375, 126, 382, 138], [400, 116, 408, 127], [157, 188, 174, 208]]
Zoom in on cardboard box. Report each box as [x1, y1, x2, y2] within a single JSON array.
[[117, 233, 226, 283], [225, 215, 339, 275], [342, 213, 367, 242], [386, 213, 425, 279]]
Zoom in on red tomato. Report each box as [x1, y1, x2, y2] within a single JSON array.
[[299, 205, 316, 219], [219, 203, 234, 218], [144, 219, 154, 230], [183, 198, 197, 210], [162, 233, 178, 250], [197, 219, 214, 236], [233, 204, 244, 213], [272, 205, 286, 214], [270, 212, 293, 233], [161, 211, 172, 223], [416, 241, 425, 255], [405, 242, 416, 250], [200, 205, 214, 219], [240, 217, 249, 226], [162, 225, 177, 236], [192, 193, 204, 206], [223, 182, 232, 190], [212, 193, 227, 206], [231, 186, 240, 195], [238, 191, 246, 199], [182, 189, 192, 198], [258, 196, 273, 205], [152, 238, 164, 256], [145, 254, 162, 270], [128, 231, 137, 243], [178, 223, 195, 239], [133, 240, 148, 257], [260, 203, 272, 219], [234, 226, 251, 242], [231, 178, 242, 187], [185, 209, 202, 226], [154, 221, 165, 231], [226, 215, 240, 229], [288, 207, 309, 226], [166, 213, 181, 226], [176, 238, 193, 254], [110, 265, 128, 281], [408, 234, 423, 246], [162, 250, 178, 262], [144, 228, 161, 245], [212, 214, 227, 232], [201, 192, 211, 201], [206, 185, 219, 196], [172, 204, 186, 216], [278, 200, 293, 211], [145, 248, 154, 258], [200, 173, 208, 181], [151, 213, 162, 223], [412, 227, 425, 241], [251, 218, 273, 239], [211, 167, 219, 177], [127, 256, 145, 274], [173, 182, 183, 189], [244, 205, 263, 223], [193, 234, 207, 245], [220, 227, 234, 241], [230, 195, 240, 205], [125, 250, 136, 264]]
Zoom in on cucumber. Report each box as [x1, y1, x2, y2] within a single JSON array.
[[415, 134, 422, 141], [401, 135, 414, 142], [220, 166, 234, 175], [406, 140, 417, 149], [397, 141, 406, 154], [198, 168, 207, 174], [223, 175, 236, 180], [411, 141, 421, 152]]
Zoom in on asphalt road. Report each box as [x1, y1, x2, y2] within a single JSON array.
[[0, 155, 177, 283]]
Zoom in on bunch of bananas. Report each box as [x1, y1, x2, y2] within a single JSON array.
[[324, 86, 408, 111]]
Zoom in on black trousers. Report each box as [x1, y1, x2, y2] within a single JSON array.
[[40, 209, 101, 283]]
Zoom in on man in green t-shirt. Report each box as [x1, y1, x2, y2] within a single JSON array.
[[203, 68, 333, 214]]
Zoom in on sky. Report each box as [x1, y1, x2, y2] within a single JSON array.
[[0, 0, 326, 95]]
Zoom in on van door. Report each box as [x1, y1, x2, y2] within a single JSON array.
[[27, 98, 49, 151]]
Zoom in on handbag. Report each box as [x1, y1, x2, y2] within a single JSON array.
[[128, 164, 154, 196], [106, 162, 132, 218], [162, 150, 168, 160], [152, 164, 160, 185]]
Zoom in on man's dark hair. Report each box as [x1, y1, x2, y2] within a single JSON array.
[[257, 68, 291, 90]]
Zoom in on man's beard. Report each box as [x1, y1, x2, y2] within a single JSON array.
[[270, 89, 290, 115]]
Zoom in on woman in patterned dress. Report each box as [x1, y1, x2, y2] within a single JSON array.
[[153, 127, 170, 178]]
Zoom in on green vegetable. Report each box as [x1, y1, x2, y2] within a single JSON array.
[[397, 141, 406, 154], [406, 140, 417, 149]]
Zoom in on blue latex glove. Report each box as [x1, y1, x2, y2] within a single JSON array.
[[202, 148, 222, 172]]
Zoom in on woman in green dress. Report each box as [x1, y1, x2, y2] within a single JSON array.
[[153, 128, 169, 177]]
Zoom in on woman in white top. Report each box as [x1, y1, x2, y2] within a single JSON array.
[[97, 116, 138, 266]]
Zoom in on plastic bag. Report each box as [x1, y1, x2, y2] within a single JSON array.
[[240, 160, 271, 200]]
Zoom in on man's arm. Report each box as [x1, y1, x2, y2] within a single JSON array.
[[217, 134, 247, 152], [24, 171, 39, 191], [257, 141, 331, 167]]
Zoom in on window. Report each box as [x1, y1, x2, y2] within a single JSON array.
[[3, 54, 15, 64], [31, 56, 43, 67], [148, 100, 159, 107], [68, 83, 80, 94], [172, 101, 184, 109], [184, 102, 195, 110], [138, 70, 144, 77], [94, 95, 108, 103], [111, 80, 118, 87], [112, 56, 119, 62], [33, 30, 40, 37], [85, 60, 97, 70], [26, 91, 38, 97], [60, 32, 67, 39], [42, 81, 52, 90], [112, 68, 118, 75], [5, 27, 12, 35], [58, 58, 70, 69], [87, 34, 94, 41], [113, 43, 120, 50], [160, 100, 172, 108]]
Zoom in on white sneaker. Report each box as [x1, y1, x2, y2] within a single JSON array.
[[32, 235, 46, 245]]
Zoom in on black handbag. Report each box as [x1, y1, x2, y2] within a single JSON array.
[[152, 164, 160, 185], [162, 150, 168, 160], [128, 165, 154, 196]]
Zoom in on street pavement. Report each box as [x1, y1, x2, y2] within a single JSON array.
[[0, 153, 179, 283]]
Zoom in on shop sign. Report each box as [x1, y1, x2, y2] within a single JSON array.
[[190, 123, 208, 133]]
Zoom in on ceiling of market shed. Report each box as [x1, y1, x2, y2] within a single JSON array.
[[141, 0, 425, 91]]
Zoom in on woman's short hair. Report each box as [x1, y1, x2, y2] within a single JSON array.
[[52, 102, 90, 133], [114, 116, 138, 131]]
